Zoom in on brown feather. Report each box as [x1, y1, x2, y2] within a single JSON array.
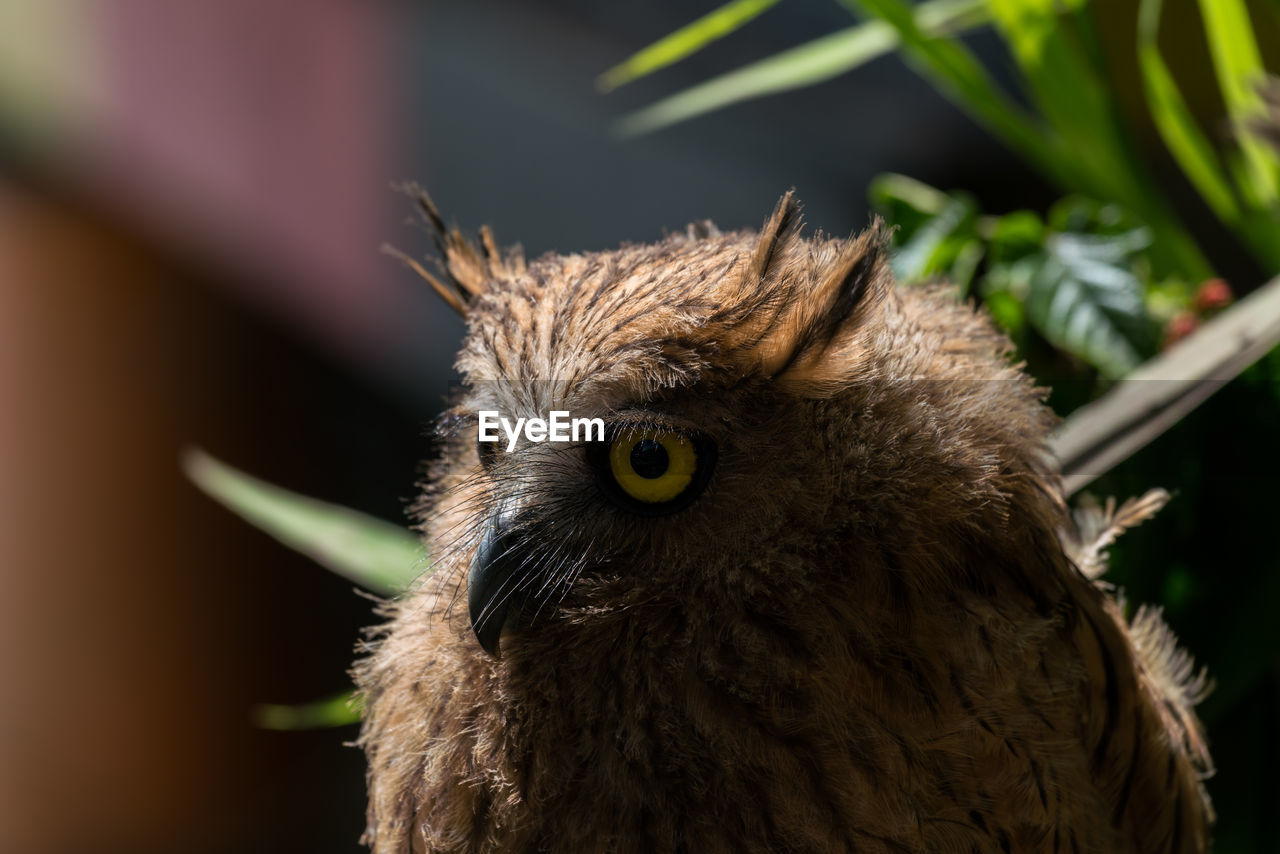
[[392, 184, 528, 317], [381, 244, 469, 317]]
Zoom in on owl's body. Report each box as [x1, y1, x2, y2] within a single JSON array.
[[357, 194, 1212, 853]]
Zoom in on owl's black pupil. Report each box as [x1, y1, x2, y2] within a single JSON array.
[[630, 440, 669, 479]]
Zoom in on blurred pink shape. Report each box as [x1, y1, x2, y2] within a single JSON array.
[[84, 0, 406, 367]]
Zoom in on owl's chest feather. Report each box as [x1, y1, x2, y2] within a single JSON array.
[[475, 587, 1109, 853]]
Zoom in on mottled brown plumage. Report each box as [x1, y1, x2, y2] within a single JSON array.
[[357, 192, 1213, 852]]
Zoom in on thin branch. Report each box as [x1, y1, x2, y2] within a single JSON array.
[[1054, 275, 1280, 495]]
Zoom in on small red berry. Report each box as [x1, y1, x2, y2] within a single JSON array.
[[1193, 278, 1232, 313]]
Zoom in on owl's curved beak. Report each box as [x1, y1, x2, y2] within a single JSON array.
[[468, 510, 528, 657]]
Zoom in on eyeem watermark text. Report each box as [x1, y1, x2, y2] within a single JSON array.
[[478, 411, 605, 451]]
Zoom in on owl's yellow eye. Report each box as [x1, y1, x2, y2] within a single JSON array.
[[609, 430, 697, 503], [589, 424, 716, 515]]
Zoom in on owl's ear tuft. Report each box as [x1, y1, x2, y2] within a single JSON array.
[[796, 217, 893, 361], [384, 184, 527, 317], [749, 218, 894, 394], [747, 189, 803, 284]]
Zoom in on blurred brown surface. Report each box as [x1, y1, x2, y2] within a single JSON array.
[[0, 182, 413, 853], [1, 182, 223, 851]]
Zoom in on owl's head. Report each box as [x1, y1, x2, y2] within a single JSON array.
[[407, 190, 1066, 657]]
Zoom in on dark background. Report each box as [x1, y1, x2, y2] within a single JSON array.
[[0, 1, 1273, 851]]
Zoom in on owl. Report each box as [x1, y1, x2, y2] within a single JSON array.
[[355, 191, 1214, 853]]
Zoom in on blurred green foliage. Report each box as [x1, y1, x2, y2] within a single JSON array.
[[871, 173, 1161, 383], [606, 0, 1280, 282]]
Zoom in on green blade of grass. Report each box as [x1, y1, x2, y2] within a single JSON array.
[[616, 23, 894, 136], [1138, 0, 1280, 273], [987, 0, 1137, 202], [1196, 0, 1280, 205], [841, 0, 1063, 184], [596, 0, 782, 93], [183, 448, 425, 596], [1137, 0, 1242, 225], [254, 691, 363, 730], [984, 0, 1213, 281], [615, 0, 990, 137], [870, 172, 951, 217]]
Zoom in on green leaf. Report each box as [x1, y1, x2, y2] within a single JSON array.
[[870, 172, 950, 250], [851, 0, 1212, 281], [842, 0, 1062, 183], [981, 286, 1028, 337], [1138, 0, 1242, 225], [987, 209, 1045, 265], [870, 171, 952, 219], [254, 691, 362, 730], [1136, 0, 1280, 273], [891, 192, 979, 283], [871, 174, 988, 290], [616, 23, 893, 137], [947, 236, 986, 294], [1046, 196, 1149, 237], [1196, 0, 1280, 205], [1025, 227, 1154, 378], [873, 180, 1162, 376], [183, 448, 425, 596], [596, 0, 782, 93], [987, 0, 1138, 202], [985, 0, 1214, 282], [614, 0, 991, 137]]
